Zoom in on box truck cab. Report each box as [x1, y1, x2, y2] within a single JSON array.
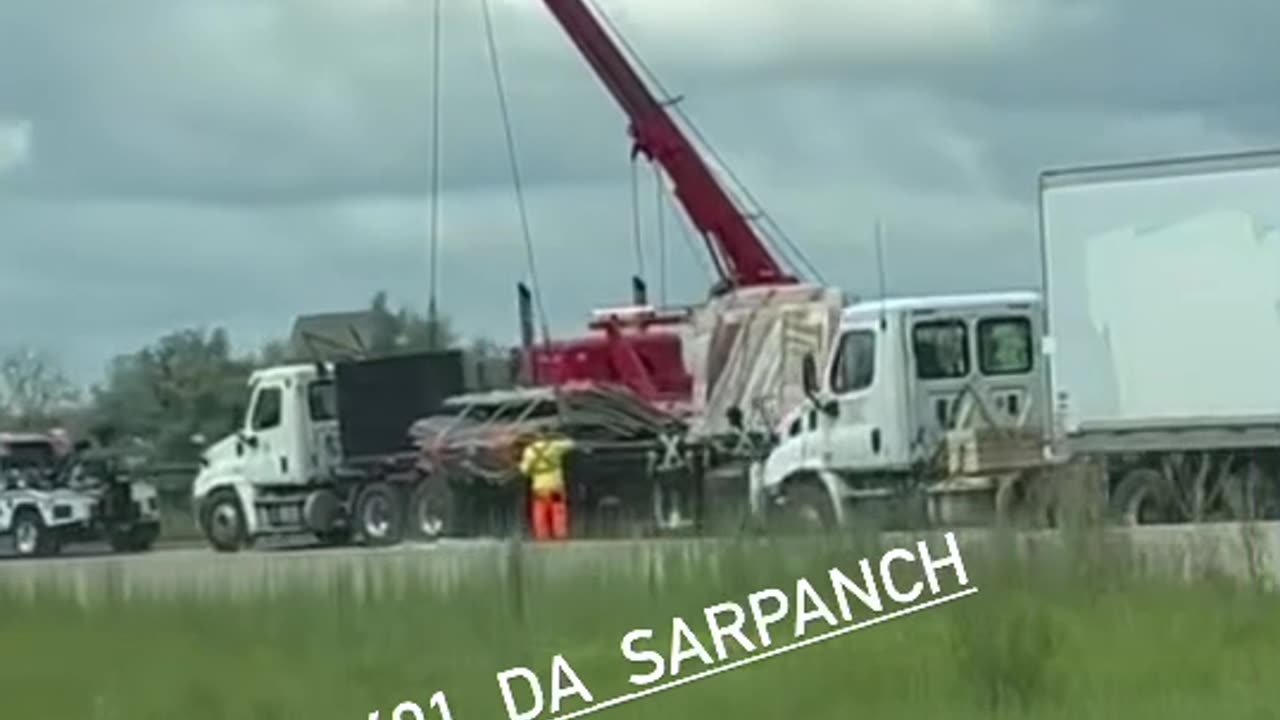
[[753, 291, 1051, 532]]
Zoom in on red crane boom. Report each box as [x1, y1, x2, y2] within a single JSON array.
[[518, 0, 817, 412], [542, 0, 798, 292]]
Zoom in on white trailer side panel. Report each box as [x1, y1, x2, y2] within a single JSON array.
[[1039, 149, 1280, 433]]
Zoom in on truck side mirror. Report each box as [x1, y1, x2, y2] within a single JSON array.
[[821, 399, 839, 419], [725, 406, 744, 430], [801, 353, 819, 399]]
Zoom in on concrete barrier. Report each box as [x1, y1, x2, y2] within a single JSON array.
[[1, 521, 1274, 603]]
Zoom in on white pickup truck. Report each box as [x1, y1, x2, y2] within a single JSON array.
[[0, 432, 162, 557]]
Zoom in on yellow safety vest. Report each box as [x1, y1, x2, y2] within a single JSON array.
[[520, 437, 575, 496]]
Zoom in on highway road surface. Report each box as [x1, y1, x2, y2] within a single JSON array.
[[2, 522, 1277, 600]]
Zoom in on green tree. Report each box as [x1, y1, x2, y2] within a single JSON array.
[[368, 291, 456, 356], [88, 328, 253, 461], [255, 338, 298, 367]]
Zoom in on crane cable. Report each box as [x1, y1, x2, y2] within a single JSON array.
[[584, 0, 825, 286], [426, 0, 443, 349], [638, 155, 716, 303], [480, 0, 551, 347]]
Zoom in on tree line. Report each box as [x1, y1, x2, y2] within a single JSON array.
[[0, 291, 505, 465]]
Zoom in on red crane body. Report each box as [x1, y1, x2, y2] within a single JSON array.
[[521, 0, 800, 410]]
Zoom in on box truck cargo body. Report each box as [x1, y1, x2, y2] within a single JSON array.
[[1039, 148, 1280, 523]]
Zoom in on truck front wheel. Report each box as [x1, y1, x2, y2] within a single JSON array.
[[356, 483, 406, 547], [12, 509, 60, 558], [770, 478, 836, 535], [203, 491, 248, 553]]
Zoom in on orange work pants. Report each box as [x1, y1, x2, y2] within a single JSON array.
[[531, 491, 568, 541]]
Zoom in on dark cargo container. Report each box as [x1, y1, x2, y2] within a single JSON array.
[[334, 350, 466, 460]]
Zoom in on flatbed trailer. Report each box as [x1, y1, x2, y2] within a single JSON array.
[[407, 384, 762, 540]]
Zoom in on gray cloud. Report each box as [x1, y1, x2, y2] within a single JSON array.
[[2, 0, 1278, 386]]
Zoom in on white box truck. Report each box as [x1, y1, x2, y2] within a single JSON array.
[[1039, 147, 1280, 524]]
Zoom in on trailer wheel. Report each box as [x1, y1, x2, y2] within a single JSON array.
[[409, 477, 452, 541], [1111, 468, 1180, 526], [203, 490, 248, 553], [12, 508, 60, 558], [355, 483, 405, 547], [1218, 460, 1280, 522]]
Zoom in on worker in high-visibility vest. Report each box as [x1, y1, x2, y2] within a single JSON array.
[[519, 432, 576, 541]]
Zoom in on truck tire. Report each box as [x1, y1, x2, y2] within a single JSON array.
[[109, 523, 161, 554], [203, 490, 248, 553], [355, 482, 405, 547], [1111, 468, 1180, 526], [409, 477, 452, 541], [12, 508, 60, 558], [770, 478, 836, 535]]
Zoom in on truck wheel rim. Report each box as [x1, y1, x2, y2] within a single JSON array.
[[417, 503, 443, 537], [420, 515, 443, 537], [15, 522, 37, 554], [210, 504, 240, 544], [365, 496, 391, 538], [797, 506, 822, 527], [413, 490, 444, 537]]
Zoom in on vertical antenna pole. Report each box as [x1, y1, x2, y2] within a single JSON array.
[[632, 276, 648, 306], [427, 0, 444, 349], [517, 282, 536, 384], [874, 218, 889, 330]]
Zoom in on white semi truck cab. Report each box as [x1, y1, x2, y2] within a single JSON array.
[[752, 291, 1053, 532], [191, 351, 468, 552], [191, 363, 345, 550]]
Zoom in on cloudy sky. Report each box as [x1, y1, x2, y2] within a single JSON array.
[[1, 0, 1276, 387]]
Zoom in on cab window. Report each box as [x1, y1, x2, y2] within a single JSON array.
[[978, 316, 1033, 376], [830, 330, 875, 394], [913, 320, 969, 380], [308, 380, 337, 421], [251, 387, 283, 431]]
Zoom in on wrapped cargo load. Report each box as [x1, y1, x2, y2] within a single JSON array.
[[682, 284, 844, 439], [409, 383, 683, 485]]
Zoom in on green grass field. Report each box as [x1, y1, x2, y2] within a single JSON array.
[[3, 529, 1277, 719]]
